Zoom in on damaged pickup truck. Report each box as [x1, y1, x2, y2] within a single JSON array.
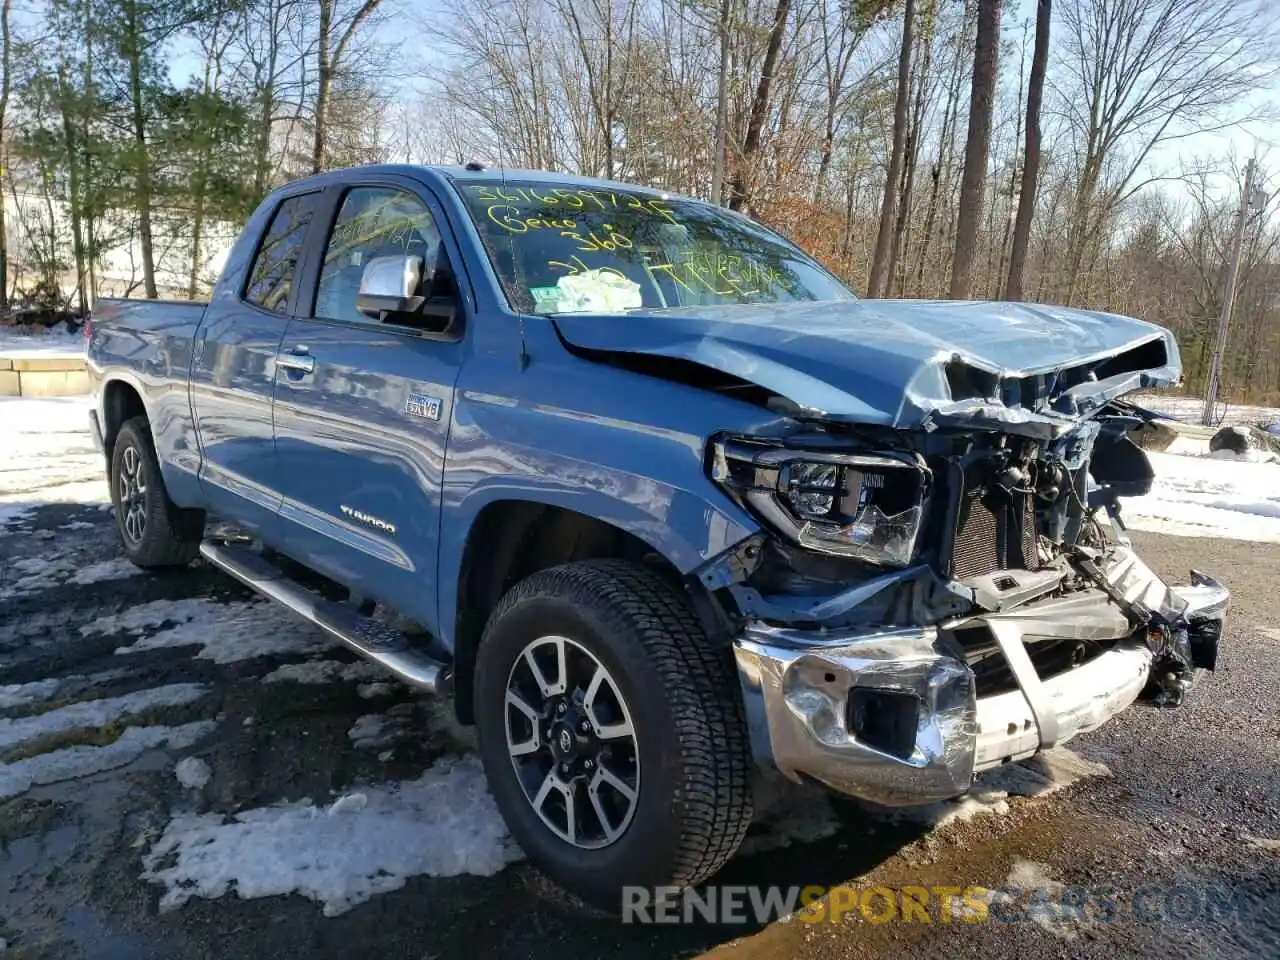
[[86, 164, 1228, 909]]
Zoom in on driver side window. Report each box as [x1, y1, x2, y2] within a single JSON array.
[[315, 186, 442, 325]]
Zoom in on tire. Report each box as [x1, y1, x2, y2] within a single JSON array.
[[474, 559, 753, 912], [109, 416, 204, 568]]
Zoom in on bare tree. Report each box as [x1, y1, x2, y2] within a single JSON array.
[[0, 0, 11, 311], [1056, 0, 1275, 303], [240, 0, 311, 205], [187, 13, 238, 299], [812, 0, 879, 207], [727, 0, 791, 211], [912, 2, 972, 295], [949, 0, 1002, 299], [709, 0, 731, 204], [311, 0, 383, 173], [866, 0, 914, 298], [888, 0, 936, 295], [1004, 0, 1049, 300]]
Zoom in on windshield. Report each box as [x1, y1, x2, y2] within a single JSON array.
[[455, 180, 854, 315]]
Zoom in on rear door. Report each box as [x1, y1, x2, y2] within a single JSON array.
[[271, 176, 466, 630], [189, 189, 319, 536]]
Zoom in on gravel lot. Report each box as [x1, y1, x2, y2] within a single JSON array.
[[1, 496, 1277, 959]]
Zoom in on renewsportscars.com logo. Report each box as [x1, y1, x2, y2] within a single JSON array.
[[621, 882, 1255, 926]]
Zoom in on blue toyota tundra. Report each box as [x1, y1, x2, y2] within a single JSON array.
[[86, 163, 1228, 908]]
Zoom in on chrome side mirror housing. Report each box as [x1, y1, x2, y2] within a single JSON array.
[[356, 254, 427, 320]]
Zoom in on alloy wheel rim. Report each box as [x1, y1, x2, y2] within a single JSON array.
[[118, 444, 148, 544], [504, 634, 640, 849]]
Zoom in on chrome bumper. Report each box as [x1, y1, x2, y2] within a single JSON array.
[[732, 549, 1229, 806]]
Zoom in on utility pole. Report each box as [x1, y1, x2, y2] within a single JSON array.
[[1202, 159, 1264, 426]]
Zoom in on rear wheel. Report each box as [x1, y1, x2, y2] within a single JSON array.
[[110, 416, 204, 568], [474, 559, 753, 911]]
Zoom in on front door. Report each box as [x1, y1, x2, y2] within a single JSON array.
[[189, 189, 320, 537], [271, 179, 465, 632]]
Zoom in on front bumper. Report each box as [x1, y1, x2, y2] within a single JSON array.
[[733, 548, 1229, 806]]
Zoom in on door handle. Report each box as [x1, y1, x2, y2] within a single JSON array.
[[275, 351, 315, 375]]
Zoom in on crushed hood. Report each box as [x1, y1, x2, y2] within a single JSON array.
[[551, 299, 1181, 436]]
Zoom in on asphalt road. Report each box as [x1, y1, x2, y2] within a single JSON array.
[[0, 502, 1276, 960]]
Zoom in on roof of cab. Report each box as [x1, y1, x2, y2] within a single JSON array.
[[272, 163, 690, 202]]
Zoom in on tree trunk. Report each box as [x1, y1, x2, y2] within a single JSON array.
[[0, 145, 7, 311], [727, 0, 791, 212], [38, 162, 61, 293], [839, 137, 866, 268], [888, 11, 933, 296], [814, 6, 860, 208], [56, 54, 90, 315], [253, 58, 276, 203], [1004, 0, 1049, 301], [0, 0, 11, 311], [312, 0, 333, 174], [82, 6, 97, 306], [602, 9, 614, 179], [710, 0, 730, 204], [124, 0, 158, 299], [948, 0, 1001, 300], [188, 56, 214, 300], [912, 8, 968, 294], [866, 0, 915, 298]]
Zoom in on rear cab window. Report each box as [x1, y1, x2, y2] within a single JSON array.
[[244, 193, 316, 313]]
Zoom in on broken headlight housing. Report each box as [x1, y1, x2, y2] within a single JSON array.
[[710, 438, 929, 567]]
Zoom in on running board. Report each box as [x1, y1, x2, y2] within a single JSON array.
[[199, 541, 452, 695]]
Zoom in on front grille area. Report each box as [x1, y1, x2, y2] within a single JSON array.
[[952, 627, 1119, 698], [949, 471, 1040, 579]]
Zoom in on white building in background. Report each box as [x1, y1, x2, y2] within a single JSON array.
[[4, 191, 238, 305]]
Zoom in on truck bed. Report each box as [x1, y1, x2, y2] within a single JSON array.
[[87, 297, 212, 500]]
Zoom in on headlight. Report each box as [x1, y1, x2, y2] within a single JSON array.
[[711, 438, 929, 567]]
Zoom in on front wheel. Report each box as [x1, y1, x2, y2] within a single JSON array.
[[109, 416, 204, 568], [474, 559, 754, 911]]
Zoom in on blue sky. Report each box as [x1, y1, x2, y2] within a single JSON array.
[[151, 0, 1280, 207]]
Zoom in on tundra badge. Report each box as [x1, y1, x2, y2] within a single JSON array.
[[340, 505, 397, 535], [405, 393, 442, 421]]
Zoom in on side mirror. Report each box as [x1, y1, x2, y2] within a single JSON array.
[[356, 255, 428, 320]]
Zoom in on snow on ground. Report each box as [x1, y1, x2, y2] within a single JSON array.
[[70, 557, 142, 585], [0, 670, 129, 709], [347, 704, 418, 751], [0, 321, 85, 360], [1124, 447, 1280, 542], [175, 756, 212, 791], [1133, 393, 1280, 428], [0, 396, 107, 527], [1, 553, 140, 600], [0, 683, 208, 752], [262, 659, 389, 686], [0, 677, 66, 709], [82, 597, 333, 664], [881, 747, 1111, 829], [0, 670, 215, 803], [987, 858, 1092, 940], [140, 754, 523, 917], [0, 722, 215, 800]]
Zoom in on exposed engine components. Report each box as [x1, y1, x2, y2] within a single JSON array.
[[1035, 459, 1068, 502], [997, 462, 1030, 490]]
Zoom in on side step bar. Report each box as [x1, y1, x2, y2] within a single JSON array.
[[199, 541, 452, 695]]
